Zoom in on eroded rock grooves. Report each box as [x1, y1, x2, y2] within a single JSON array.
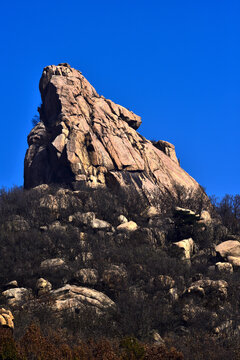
[[24, 63, 200, 198]]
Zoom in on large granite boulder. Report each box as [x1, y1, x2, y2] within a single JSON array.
[[2, 288, 32, 307], [215, 240, 240, 268], [0, 308, 14, 330], [216, 240, 240, 259], [51, 284, 115, 313], [117, 221, 138, 233], [24, 63, 203, 203]]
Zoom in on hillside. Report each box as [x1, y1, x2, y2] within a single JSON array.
[[0, 64, 240, 359]]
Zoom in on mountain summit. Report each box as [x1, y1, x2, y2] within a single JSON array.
[[24, 63, 199, 198]]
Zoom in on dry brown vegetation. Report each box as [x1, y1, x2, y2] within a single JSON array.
[[0, 185, 240, 359], [0, 324, 183, 360]]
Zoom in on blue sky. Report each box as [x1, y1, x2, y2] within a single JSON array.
[[1, 0, 239, 198]]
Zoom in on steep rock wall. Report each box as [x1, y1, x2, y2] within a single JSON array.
[[24, 63, 200, 200]]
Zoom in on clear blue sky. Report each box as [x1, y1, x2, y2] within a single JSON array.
[[1, 0, 239, 198]]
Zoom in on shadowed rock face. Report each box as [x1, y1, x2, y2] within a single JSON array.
[[24, 63, 200, 199]]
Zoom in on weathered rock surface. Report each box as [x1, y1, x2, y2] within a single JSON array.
[[2, 288, 32, 307], [141, 206, 160, 218], [40, 258, 67, 270], [117, 221, 138, 232], [215, 262, 233, 274], [174, 207, 201, 224], [39, 188, 82, 213], [4, 281, 18, 290], [36, 278, 52, 295], [199, 210, 212, 224], [51, 284, 115, 313], [227, 256, 240, 268], [24, 63, 202, 202], [151, 140, 179, 164], [90, 218, 112, 230], [216, 240, 240, 259], [118, 215, 128, 224], [0, 308, 14, 329], [172, 238, 194, 260]]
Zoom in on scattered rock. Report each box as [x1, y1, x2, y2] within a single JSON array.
[[39, 195, 62, 211], [147, 329, 165, 344], [0, 308, 14, 329], [141, 206, 159, 218], [172, 238, 194, 260], [5, 281, 18, 290], [216, 240, 240, 259], [117, 221, 138, 232], [118, 215, 128, 224], [169, 288, 179, 302], [199, 210, 212, 224], [215, 262, 233, 274], [2, 288, 32, 307], [90, 218, 112, 230], [174, 207, 201, 223], [36, 278, 52, 295], [68, 212, 95, 226], [227, 256, 240, 268], [184, 279, 228, 302], [74, 268, 98, 285], [40, 258, 66, 270]]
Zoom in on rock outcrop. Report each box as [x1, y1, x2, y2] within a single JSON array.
[[2, 288, 32, 307], [51, 284, 116, 313], [24, 63, 202, 201], [0, 308, 14, 330], [172, 238, 194, 260]]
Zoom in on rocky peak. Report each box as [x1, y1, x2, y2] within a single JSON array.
[[24, 63, 201, 200]]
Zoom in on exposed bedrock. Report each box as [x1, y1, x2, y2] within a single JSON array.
[[24, 63, 202, 202]]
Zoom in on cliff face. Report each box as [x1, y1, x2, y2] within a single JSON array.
[[24, 63, 199, 198]]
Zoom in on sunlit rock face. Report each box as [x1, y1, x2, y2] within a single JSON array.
[[24, 63, 200, 199]]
